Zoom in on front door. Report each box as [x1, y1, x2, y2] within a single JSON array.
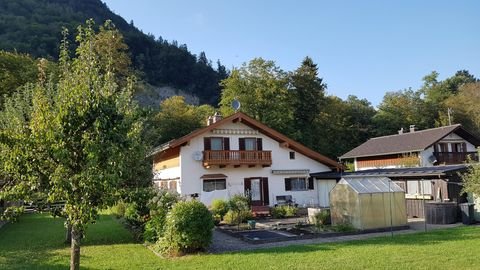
[[244, 177, 269, 206]]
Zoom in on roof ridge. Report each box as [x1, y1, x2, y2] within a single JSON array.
[[370, 124, 461, 140]]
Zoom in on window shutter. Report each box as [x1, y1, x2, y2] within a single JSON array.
[[262, 178, 269, 205], [285, 178, 291, 191], [223, 137, 230, 150], [239, 138, 246, 151], [462, 142, 467, 152], [308, 177, 314, 190], [204, 137, 211, 150], [257, 138, 263, 150]]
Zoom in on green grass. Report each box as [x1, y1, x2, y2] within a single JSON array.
[[1, 214, 479, 270]]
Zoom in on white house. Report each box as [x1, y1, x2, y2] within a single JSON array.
[[149, 112, 341, 207], [340, 124, 480, 171]]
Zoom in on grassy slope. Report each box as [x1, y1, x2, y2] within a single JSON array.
[[0, 213, 479, 270]]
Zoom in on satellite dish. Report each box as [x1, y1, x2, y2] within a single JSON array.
[[232, 99, 241, 112], [193, 151, 203, 161]]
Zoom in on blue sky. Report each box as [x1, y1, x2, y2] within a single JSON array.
[[103, 0, 480, 106]]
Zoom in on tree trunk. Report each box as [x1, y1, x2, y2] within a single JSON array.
[[70, 226, 81, 270], [65, 223, 72, 244]]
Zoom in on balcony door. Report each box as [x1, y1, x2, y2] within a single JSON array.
[[244, 177, 269, 206]]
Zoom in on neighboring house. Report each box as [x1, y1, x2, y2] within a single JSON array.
[[340, 124, 480, 171], [312, 165, 469, 218], [149, 112, 341, 207]]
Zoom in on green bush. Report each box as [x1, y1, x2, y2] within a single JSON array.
[[111, 201, 127, 218], [143, 190, 180, 242], [271, 205, 298, 218], [222, 209, 253, 225], [228, 194, 250, 212], [313, 210, 330, 231], [210, 199, 229, 219], [333, 222, 356, 232], [158, 200, 214, 257], [284, 205, 297, 217]]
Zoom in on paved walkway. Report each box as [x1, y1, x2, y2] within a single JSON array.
[[208, 219, 463, 254]]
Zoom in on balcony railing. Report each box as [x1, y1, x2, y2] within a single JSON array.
[[203, 150, 272, 167], [434, 152, 478, 165]]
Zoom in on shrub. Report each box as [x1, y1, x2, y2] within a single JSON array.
[[143, 190, 180, 242], [210, 199, 229, 219], [111, 201, 127, 218], [271, 205, 298, 218], [313, 210, 330, 231], [333, 222, 356, 232], [158, 200, 214, 256], [223, 209, 253, 225], [228, 194, 250, 212], [284, 205, 297, 217]]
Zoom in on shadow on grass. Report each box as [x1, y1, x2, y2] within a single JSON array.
[[227, 225, 480, 255], [0, 213, 138, 270]]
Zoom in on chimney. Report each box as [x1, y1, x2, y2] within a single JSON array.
[[398, 128, 404, 135], [207, 112, 223, 126], [207, 116, 214, 126], [409, 125, 416, 133]]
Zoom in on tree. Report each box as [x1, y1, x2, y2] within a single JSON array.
[[219, 58, 291, 133], [143, 96, 215, 147], [461, 149, 480, 197], [444, 82, 480, 137], [373, 88, 434, 136], [0, 20, 149, 270], [290, 57, 327, 145]]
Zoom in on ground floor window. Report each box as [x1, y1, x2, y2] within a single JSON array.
[[203, 179, 226, 192], [285, 177, 313, 191], [155, 180, 178, 192]]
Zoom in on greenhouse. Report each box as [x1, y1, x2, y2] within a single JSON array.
[[330, 177, 407, 230]]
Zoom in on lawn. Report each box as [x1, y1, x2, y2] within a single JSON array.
[[0, 214, 479, 270]]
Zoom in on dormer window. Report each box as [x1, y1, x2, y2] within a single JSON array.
[[239, 138, 263, 151]]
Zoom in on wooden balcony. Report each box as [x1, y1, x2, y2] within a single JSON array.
[[203, 150, 272, 167], [434, 152, 478, 165]]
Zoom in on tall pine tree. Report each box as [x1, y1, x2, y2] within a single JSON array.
[[290, 57, 327, 147]]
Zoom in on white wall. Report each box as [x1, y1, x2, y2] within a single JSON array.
[[179, 121, 332, 206]]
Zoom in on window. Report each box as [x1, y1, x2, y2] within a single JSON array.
[[204, 137, 230, 151], [451, 143, 466, 152], [289, 151, 295, 159], [203, 179, 226, 192], [285, 177, 314, 191], [168, 180, 177, 192], [406, 180, 432, 195], [239, 138, 263, 151], [436, 143, 448, 152]]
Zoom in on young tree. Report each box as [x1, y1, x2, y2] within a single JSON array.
[[462, 149, 480, 197], [0, 20, 148, 270]]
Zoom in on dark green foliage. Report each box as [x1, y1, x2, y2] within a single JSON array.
[[143, 190, 180, 242], [0, 0, 226, 105], [290, 56, 326, 145], [121, 188, 156, 226], [0, 205, 24, 223], [158, 200, 214, 256], [333, 222, 356, 232]]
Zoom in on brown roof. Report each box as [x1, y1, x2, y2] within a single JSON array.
[[340, 124, 480, 159], [149, 112, 341, 169]]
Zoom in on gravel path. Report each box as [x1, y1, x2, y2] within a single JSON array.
[[208, 220, 463, 254]]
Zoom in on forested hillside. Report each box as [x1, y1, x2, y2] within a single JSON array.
[[0, 0, 227, 104]]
